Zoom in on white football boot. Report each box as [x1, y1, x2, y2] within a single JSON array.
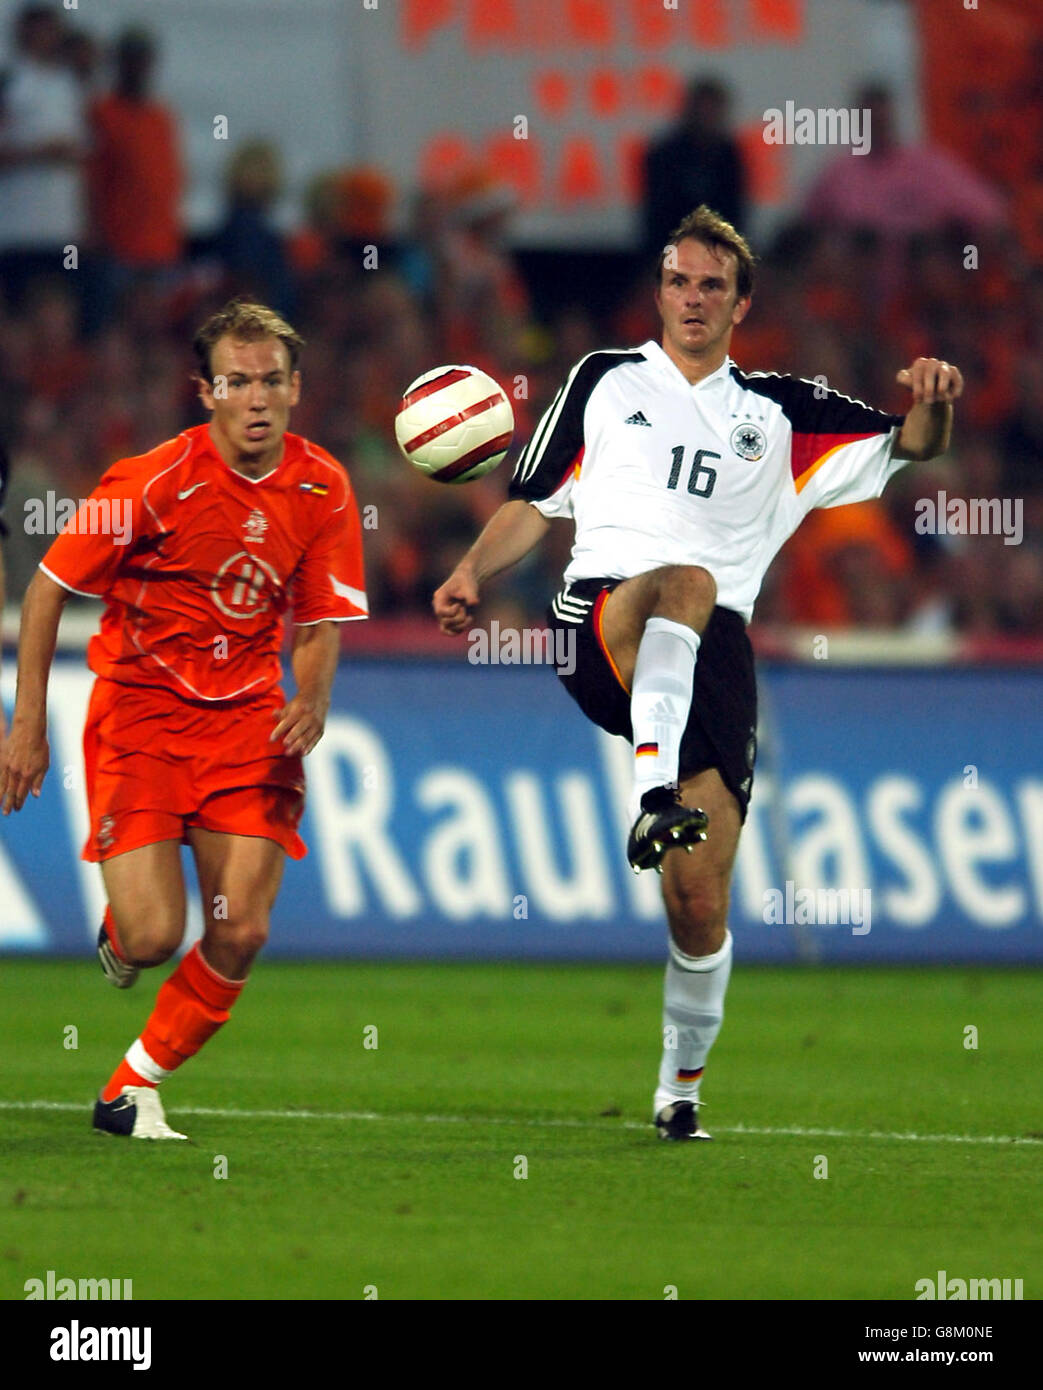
[[93, 1086, 188, 1140]]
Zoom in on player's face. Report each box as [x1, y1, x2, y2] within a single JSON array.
[[655, 238, 750, 371], [198, 335, 301, 475]]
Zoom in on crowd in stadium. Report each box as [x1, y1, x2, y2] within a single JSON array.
[[1, 4, 1040, 642]]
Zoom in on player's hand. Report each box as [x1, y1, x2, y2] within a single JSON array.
[[433, 566, 479, 635], [0, 720, 50, 814], [270, 694, 327, 758], [896, 358, 964, 405]]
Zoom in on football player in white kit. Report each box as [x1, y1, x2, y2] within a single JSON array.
[[433, 206, 963, 1140]]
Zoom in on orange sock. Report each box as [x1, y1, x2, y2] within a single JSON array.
[[101, 1058, 151, 1100], [101, 944, 244, 1103]]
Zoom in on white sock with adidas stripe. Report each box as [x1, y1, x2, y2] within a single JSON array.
[[628, 616, 700, 822]]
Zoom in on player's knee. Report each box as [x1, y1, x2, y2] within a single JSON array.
[[653, 564, 717, 620], [119, 922, 181, 968], [663, 877, 728, 944], [212, 916, 269, 962]]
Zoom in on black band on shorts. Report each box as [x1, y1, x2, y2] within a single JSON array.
[[547, 578, 758, 820]]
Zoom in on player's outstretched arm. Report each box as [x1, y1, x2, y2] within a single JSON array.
[[433, 498, 550, 635], [893, 357, 963, 461], [0, 569, 67, 814], [270, 619, 340, 758]]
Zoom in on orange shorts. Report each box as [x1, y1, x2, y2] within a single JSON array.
[[82, 678, 307, 862]]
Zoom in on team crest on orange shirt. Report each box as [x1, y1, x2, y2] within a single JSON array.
[[211, 551, 282, 619], [243, 509, 269, 544]]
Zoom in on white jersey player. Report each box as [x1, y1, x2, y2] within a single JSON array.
[[434, 205, 964, 1141]]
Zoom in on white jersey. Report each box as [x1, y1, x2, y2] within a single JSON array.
[[510, 340, 907, 623]]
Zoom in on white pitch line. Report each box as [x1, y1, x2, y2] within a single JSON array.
[[0, 1099, 1039, 1146]]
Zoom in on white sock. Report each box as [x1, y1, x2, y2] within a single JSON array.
[[654, 931, 733, 1117], [628, 616, 699, 822]]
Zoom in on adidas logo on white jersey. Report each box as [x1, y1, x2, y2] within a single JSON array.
[[624, 410, 652, 427]]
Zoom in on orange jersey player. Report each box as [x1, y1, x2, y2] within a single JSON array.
[[0, 299, 367, 1140]]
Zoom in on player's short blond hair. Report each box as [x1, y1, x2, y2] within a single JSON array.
[[656, 205, 757, 300], [193, 299, 305, 381]]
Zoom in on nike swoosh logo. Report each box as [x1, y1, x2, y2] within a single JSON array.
[[177, 482, 209, 500]]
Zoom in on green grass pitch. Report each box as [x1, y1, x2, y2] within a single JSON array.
[[1, 959, 1039, 1301]]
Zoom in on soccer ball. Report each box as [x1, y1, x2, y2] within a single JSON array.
[[394, 365, 514, 483]]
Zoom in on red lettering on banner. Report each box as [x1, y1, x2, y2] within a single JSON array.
[[418, 132, 475, 190], [534, 70, 571, 117], [750, 0, 803, 41], [416, 128, 675, 214], [402, 0, 455, 49], [632, 0, 676, 49], [468, 0, 522, 46], [617, 131, 646, 202], [636, 67, 682, 113], [692, 0, 729, 46], [590, 68, 623, 118], [567, 0, 615, 46], [403, 0, 804, 53], [558, 137, 605, 202], [483, 133, 542, 206]]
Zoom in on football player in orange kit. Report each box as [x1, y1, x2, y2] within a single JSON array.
[[0, 300, 368, 1139]]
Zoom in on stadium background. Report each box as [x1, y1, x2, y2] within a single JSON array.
[[1, 0, 1041, 965]]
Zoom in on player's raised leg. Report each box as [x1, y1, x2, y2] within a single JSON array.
[[654, 767, 741, 1140], [599, 564, 717, 870], [93, 840, 190, 1139]]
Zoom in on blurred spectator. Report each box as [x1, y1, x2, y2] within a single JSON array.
[[999, 356, 1043, 501], [20, 277, 88, 405], [0, 3, 86, 310], [289, 166, 394, 284], [397, 186, 451, 313], [778, 501, 915, 628], [803, 84, 1006, 244], [641, 76, 748, 262], [84, 27, 182, 333], [61, 24, 100, 94], [435, 164, 530, 368], [210, 140, 294, 317]]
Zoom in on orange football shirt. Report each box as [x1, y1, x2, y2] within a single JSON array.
[[41, 424, 368, 702]]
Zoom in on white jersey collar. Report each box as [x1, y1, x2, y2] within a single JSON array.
[[640, 339, 735, 392]]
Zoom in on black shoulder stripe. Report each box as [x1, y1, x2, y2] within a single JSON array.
[[509, 350, 646, 502], [730, 365, 903, 434]]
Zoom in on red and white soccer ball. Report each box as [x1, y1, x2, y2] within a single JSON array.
[[395, 365, 514, 483]]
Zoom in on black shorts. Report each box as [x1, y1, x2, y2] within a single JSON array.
[[547, 578, 758, 820]]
